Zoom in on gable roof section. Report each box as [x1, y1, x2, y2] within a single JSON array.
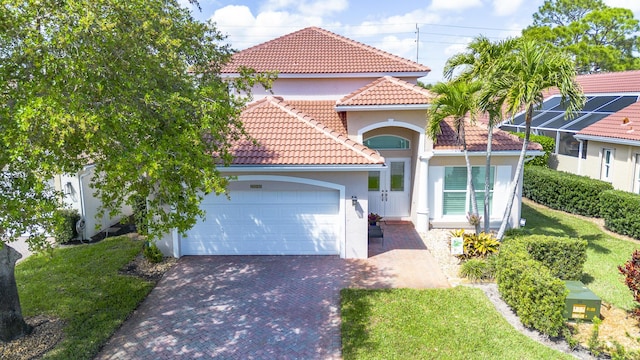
[[336, 76, 434, 107], [286, 100, 347, 134], [546, 70, 640, 96], [577, 101, 640, 143], [231, 97, 384, 165], [435, 119, 542, 151], [221, 27, 430, 75]]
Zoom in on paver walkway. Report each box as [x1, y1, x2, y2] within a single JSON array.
[[96, 224, 449, 359]]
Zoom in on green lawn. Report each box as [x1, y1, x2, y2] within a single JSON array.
[[16, 236, 154, 360], [521, 200, 640, 310], [341, 287, 572, 360]]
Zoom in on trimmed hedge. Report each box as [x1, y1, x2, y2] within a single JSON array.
[[525, 235, 588, 281], [600, 190, 640, 240], [523, 166, 613, 217], [511, 132, 555, 167], [53, 208, 81, 243], [495, 236, 588, 336]]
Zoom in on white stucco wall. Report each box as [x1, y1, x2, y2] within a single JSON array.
[[57, 167, 132, 240], [247, 76, 421, 101], [576, 140, 640, 193]]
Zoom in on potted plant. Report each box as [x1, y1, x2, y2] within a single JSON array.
[[368, 213, 383, 226]]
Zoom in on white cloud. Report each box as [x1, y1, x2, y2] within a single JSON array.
[[429, 0, 482, 12], [604, 0, 640, 13], [262, 0, 348, 17], [210, 5, 333, 50], [492, 0, 524, 16], [373, 35, 420, 62], [443, 38, 472, 56]]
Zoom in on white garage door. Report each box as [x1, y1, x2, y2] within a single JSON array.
[[182, 182, 341, 255]]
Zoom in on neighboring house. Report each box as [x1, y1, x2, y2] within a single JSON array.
[[501, 70, 640, 194], [156, 27, 541, 259], [55, 165, 132, 240]]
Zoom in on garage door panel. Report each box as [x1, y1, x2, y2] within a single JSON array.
[[183, 187, 340, 255]]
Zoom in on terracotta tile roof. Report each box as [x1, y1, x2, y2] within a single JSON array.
[[221, 27, 430, 75], [434, 118, 542, 151], [336, 76, 435, 106], [545, 70, 640, 97], [231, 97, 384, 165], [286, 100, 347, 134], [577, 101, 640, 142]]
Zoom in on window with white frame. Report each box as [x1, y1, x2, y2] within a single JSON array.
[[601, 148, 614, 182], [634, 154, 640, 194], [443, 166, 495, 216], [363, 135, 410, 150]]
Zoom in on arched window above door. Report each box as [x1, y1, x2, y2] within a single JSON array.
[[363, 135, 410, 150]]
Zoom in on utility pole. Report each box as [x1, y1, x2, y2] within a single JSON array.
[[415, 24, 420, 63]]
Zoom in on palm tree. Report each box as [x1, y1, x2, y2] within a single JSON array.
[[492, 39, 585, 239], [443, 36, 518, 233], [427, 80, 482, 234]]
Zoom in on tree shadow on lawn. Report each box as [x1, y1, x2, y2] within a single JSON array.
[[522, 204, 611, 255]]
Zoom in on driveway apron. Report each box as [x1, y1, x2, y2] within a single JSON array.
[[96, 224, 449, 359]]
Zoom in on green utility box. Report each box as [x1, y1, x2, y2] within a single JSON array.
[[563, 280, 601, 321]]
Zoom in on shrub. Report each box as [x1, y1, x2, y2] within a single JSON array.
[[600, 190, 640, 240], [460, 256, 498, 281], [523, 166, 613, 217], [143, 241, 163, 263], [455, 231, 500, 260], [511, 132, 555, 167], [53, 209, 81, 243], [132, 195, 148, 235], [525, 235, 588, 281], [496, 238, 568, 336], [618, 250, 640, 318]]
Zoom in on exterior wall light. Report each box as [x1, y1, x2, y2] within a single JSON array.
[[351, 196, 358, 206]]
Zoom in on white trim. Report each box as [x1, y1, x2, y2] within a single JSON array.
[[574, 134, 640, 147], [230, 175, 347, 258], [336, 104, 429, 111], [218, 165, 385, 172]]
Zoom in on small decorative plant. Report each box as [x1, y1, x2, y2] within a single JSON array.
[[466, 212, 482, 226], [368, 213, 382, 225]]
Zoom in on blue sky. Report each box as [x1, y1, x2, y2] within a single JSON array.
[[181, 0, 640, 84]]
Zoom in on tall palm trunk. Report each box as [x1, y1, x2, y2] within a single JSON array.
[[484, 125, 493, 233], [460, 122, 480, 234], [0, 245, 33, 342], [496, 106, 533, 240]]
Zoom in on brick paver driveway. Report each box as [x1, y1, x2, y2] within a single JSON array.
[[97, 224, 449, 359]]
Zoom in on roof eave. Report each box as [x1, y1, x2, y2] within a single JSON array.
[[221, 72, 430, 79], [574, 133, 640, 146], [219, 164, 386, 172], [336, 104, 430, 111], [432, 150, 545, 157]]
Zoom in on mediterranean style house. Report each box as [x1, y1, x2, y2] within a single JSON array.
[[153, 27, 540, 259]]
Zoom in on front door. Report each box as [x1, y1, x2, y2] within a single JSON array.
[[368, 158, 410, 218]]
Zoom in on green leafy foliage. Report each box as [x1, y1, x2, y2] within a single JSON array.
[[459, 257, 497, 281], [523, 166, 613, 217], [510, 132, 555, 167], [142, 241, 164, 263], [496, 238, 568, 336], [453, 230, 500, 260], [53, 209, 81, 244], [523, 0, 640, 73], [525, 235, 588, 280], [600, 190, 640, 240]]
